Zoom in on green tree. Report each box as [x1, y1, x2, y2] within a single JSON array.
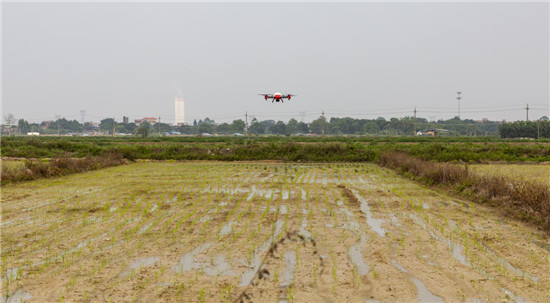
[[362, 121, 379, 134], [230, 119, 245, 133], [270, 121, 287, 135], [18, 119, 31, 134], [309, 116, 326, 135], [286, 118, 298, 135], [135, 122, 150, 138], [249, 120, 265, 135]]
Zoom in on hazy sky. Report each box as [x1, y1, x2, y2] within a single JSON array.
[[2, 2, 549, 124]]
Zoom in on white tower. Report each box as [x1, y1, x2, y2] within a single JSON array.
[[175, 97, 185, 125]]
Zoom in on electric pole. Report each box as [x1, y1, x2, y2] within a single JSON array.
[[456, 91, 462, 120], [537, 119, 540, 139], [158, 116, 161, 136], [112, 118, 115, 137], [245, 112, 249, 136], [321, 110, 325, 137], [413, 107, 417, 136], [55, 115, 60, 136], [525, 104, 530, 121], [80, 110, 86, 124]]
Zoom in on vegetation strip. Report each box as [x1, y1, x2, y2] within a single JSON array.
[[377, 151, 550, 230], [1, 153, 128, 183]]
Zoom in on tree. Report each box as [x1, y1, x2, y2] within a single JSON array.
[[217, 123, 232, 134], [362, 122, 379, 134], [100, 118, 115, 134], [18, 119, 31, 134], [249, 121, 265, 135], [230, 119, 245, 133], [297, 121, 309, 134], [286, 118, 298, 135], [135, 122, 150, 138], [270, 121, 287, 135], [309, 117, 326, 135], [4, 113, 16, 125]]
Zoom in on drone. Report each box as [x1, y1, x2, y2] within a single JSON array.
[[259, 92, 296, 103]]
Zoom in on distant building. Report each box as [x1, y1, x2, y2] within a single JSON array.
[[134, 117, 157, 125], [123, 116, 129, 124], [175, 97, 185, 126]]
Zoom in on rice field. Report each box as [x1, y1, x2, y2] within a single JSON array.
[[2, 161, 549, 302], [469, 163, 550, 186]]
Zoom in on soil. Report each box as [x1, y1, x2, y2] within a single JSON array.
[[1, 162, 549, 302]]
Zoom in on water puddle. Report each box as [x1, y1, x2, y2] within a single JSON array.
[[340, 208, 369, 275], [282, 190, 290, 200], [281, 251, 296, 287], [409, 213, 470, 267], [298, 209, 311, 240], [120, 256, 159, 277], [411, 278, 445, 303], [139, 222, 153, 234], [279, 205, 288, 215], [299, 188, 307, 200], [351, 190, 386, 237], [173, 242, 213, 273], [0, 288, 32, 303], [220, 221, 237, 237], [199, 215, 210, 223], [202, 255, 236, 276], [391, 260, 408, 273], [479, 243, 539, 283], [240, 220, 284, 286], [389, 214, 401, 227]]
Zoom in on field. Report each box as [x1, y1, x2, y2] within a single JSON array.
[[469, 163, 550, 186], [2, 161, 549, 302]]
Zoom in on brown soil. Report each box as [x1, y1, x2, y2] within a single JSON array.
[[1, 162, 549, 302]]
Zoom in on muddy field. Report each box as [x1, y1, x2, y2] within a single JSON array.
[[2, 162, 549, 302]]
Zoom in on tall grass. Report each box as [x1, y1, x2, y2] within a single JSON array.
[[1, 152, 128, 183], [378, 151, 550, 228]]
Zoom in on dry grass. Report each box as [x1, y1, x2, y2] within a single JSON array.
[[378, 151, 550, 228], [1, 153, 128, 183]]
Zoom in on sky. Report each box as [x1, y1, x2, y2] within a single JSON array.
[[2, 2, 549, 124]]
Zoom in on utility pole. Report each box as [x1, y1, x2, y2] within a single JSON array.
[[55, 115, 60, 136], [537, 119, 540, 140], [413, 107, 417, 136], [245, 112, 249, 136], [456, 91, 462, 120], [158, 116, 161, 136], [321, 110, 325, 137], [80, 110, 86, 124], [112, 117, 115, 137], [525, 104, 530, 121]]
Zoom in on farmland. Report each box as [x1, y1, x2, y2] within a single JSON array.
[[2, 161, 549, 302], [469, 163, 550, 186]]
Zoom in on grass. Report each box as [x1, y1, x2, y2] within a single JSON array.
[[468, 163, 550, 186], [2, 136, 550, 162], [1, 153, 128, 183], [378, 151, 550, 230]]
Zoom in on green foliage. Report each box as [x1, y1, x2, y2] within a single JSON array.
[[499, 121, 550, 138], [2, 136, 549, 162]]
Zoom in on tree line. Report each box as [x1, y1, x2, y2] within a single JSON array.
[[5, 114, 549, 138]]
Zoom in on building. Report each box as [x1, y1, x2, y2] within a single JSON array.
[[175, 97, 185, 126], [123, 116, 129, 124], [134, 117, 157, 125]]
